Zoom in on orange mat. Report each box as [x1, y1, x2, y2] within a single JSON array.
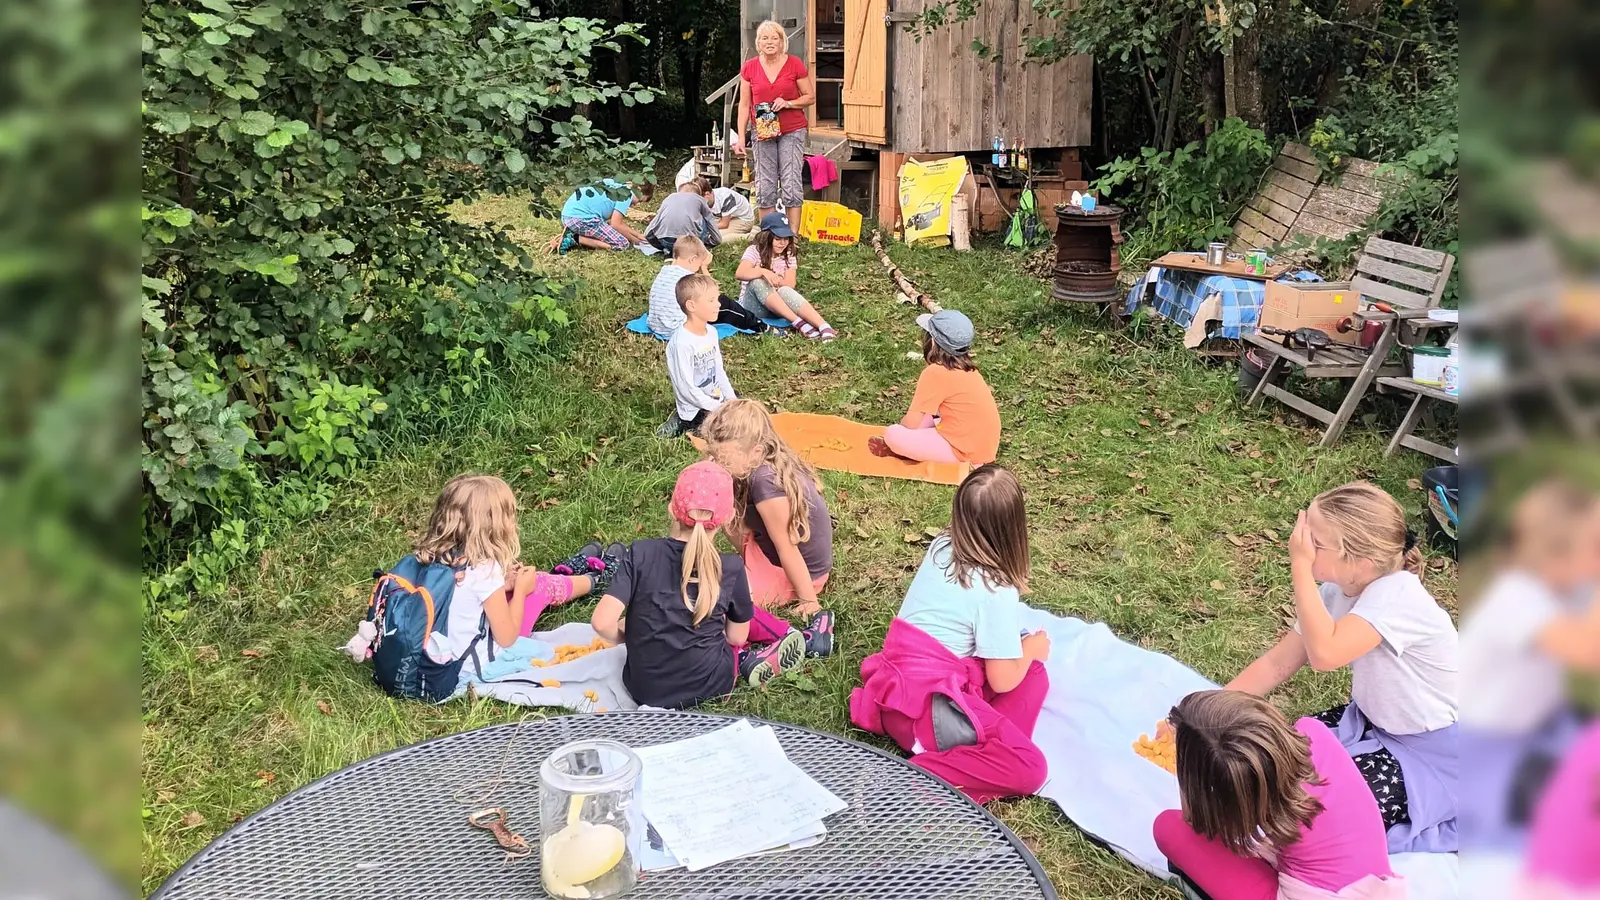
[[694, 412, 971, 485]]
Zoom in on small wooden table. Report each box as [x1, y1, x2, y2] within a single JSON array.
[[1377, 377, 1457, 460], [1150, 252, 1293, 281]]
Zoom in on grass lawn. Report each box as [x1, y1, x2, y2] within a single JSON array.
[[141, 195, 1457, 896]]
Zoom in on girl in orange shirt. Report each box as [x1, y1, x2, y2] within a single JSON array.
[[869, 309, 1002, 464]]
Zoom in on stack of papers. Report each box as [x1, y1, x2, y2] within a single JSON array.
[[633, 720, 847, 872]]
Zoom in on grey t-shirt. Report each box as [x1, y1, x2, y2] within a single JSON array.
[[746, 464, 833, 577], [1312, 571, 1459, 735], [645, 192, 717, 243]]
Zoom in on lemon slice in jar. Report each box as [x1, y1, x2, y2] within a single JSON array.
[[544, 821, 627, 890]]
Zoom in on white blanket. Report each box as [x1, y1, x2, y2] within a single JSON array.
[[1021, 607, 1458, 900], [464, 623, 637, 712]]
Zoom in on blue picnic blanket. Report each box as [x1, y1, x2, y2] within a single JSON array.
[[1123, 254, 1323, 340], [624, 313, 790, 341]]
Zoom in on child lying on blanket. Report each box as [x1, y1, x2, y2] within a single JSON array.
[[1221, 481, 1459, 853], [849, 464, 1051, 803], [701, 399, 835, 638], [345, 474, 623, 696], [1155, 690, 1403, 900], [867, 309, 1001, 465], [589, 461, 830, 710]]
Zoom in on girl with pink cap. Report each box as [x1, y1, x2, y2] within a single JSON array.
[[590, 460, 829, 708]]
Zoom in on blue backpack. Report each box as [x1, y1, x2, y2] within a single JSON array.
[[364, 555, 487, 701]]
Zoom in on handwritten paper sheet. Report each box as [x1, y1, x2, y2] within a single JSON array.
[[634, 720, 846, 871]]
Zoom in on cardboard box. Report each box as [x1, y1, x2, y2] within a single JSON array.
[[1259, 281, 1361, 345]]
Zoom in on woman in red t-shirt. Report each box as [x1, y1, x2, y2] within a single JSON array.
[[733, 20, 814, 228]]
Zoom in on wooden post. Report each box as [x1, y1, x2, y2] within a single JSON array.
[[877, 151, 905, 230], [951, 194, 971, 251], [870, 230, 943, 313]]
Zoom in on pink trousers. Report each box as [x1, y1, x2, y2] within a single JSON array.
[[883, 414, 959, 463], [1155, 809, 1279, 900], [881, 660, 1050, 803], [742, 532, 830, 610]]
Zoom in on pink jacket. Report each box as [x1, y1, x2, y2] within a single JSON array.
[[849, 618, 992, 749], [1278, 874, 1408, 900]]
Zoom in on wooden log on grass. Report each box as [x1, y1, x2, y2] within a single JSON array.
[[869, 230, 943, 314]]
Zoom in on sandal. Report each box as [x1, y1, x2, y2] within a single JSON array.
[[815, 325, 838, 342]]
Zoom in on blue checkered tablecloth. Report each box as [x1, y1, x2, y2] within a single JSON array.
[[1123, 255, 1323, 340]]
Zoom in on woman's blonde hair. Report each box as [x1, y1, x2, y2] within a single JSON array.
[[414, 474, 520, 572], [1505, 479, 1597, 570], [945, 465, 1031, 592], [1311, 481, 1422, 577], [701, 399, 820, 545], [679, 513, 723, 625], [755, 19, 788, 49], [1170, 690, 1325, 854]]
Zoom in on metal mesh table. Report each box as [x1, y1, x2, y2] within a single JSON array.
[[154, 711, 1058, 899]]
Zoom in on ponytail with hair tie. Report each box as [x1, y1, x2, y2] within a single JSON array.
[[680, 519, 723, 625]]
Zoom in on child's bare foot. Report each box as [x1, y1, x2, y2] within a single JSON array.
[[867, 435, 898, 458]]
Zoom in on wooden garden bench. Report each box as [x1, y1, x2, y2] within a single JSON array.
[[1244, 236, 1455, 448]]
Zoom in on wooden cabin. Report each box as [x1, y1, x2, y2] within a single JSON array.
[[707, 0, 1094, 230]]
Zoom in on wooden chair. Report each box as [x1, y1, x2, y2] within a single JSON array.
[[1244, 236, 1456, 447]]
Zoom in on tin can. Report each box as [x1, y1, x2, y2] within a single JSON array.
[[1206, 242, 1227, 266], [1247, 248, 1268, 275]]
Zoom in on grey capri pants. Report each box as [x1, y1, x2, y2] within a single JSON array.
[[753, 127, 807, 210]]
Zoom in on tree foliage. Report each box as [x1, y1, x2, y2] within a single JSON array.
[[142, 0, 659, 601]]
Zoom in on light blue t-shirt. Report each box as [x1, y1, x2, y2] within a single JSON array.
[[895, 537, 1025, 660], [561, 178, 632, 222]]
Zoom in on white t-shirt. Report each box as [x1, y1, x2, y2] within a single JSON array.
[[432, 561, 504, 661], [1460, 570, 1579, 733], [711, 187, 755, 224], [647, 263, 694, 336], [895, 537, 1025, 660], [665, 323, 734, 420], [1311, 571, 1459, 734]]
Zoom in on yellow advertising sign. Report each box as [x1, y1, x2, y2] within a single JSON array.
[[898, 156, 969, 246]]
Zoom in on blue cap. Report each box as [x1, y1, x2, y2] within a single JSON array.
[[759, 211, 795, 238]]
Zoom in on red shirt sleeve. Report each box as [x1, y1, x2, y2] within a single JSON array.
[[740, 57, 757, 83], [787, 55, 809, 79]]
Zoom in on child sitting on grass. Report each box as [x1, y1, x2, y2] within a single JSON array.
[[646, 236, 768, 339], [1225, 481, 1459, 853], [701, 399, 835, 650], [868, 309, 1001, 465], [660, 273, 736, 439], [555, 178, 645, 253], [850, 464, 1051, 803], [1154, 690, 1402, 900], [346, 474, 621, 696], [590, 460, 819, 708], [644, 178, 721, 254], [734, 212, 837, 341]]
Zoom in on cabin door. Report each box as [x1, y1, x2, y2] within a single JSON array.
[[841, 0, 888, 143]]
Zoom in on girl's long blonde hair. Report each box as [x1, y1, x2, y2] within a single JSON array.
[[414, 474, 520, 573], [1311, 481, 1422, 577], [1170, 690, 1325, 854], [679, 514, 723, 625], [701, 399, 819, 545]]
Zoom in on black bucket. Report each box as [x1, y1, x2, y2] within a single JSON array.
[[1237, 346, 1272, 401], [1422, 465, 1459, 556]]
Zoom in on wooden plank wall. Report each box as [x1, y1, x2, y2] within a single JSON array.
[[888, 0, 1091, 153], [1231, 143, 1398, 251]]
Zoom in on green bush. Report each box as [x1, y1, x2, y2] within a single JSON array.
[[1092, 118, 1273, 251], [141, 0, 660, 602]]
